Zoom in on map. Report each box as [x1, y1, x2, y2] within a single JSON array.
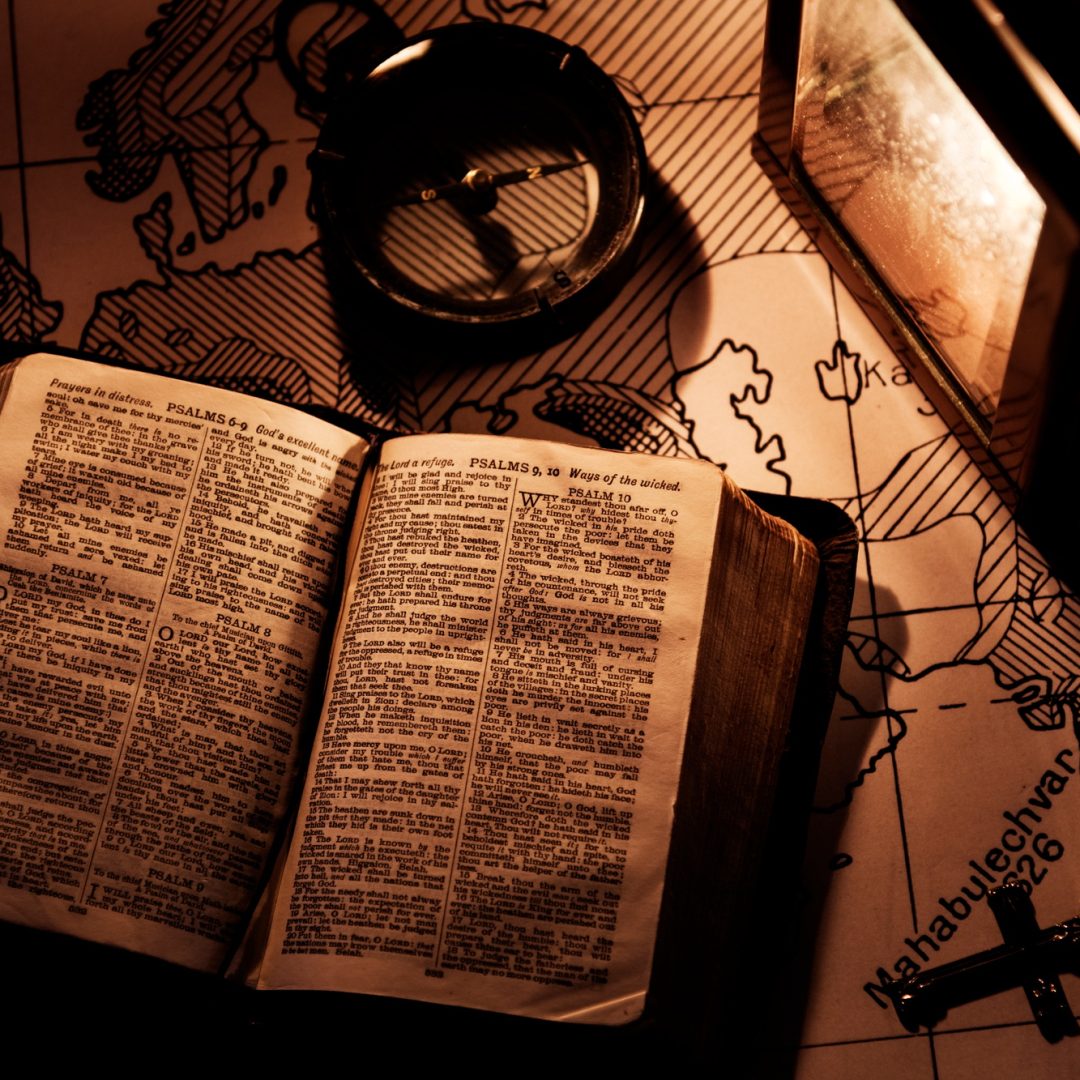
[[2, 1, 1078, 1073]]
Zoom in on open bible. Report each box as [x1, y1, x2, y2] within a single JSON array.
[[0, 352, 848, 1041]]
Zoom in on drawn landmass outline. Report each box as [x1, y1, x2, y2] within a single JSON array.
[[0, 219, 63, 343], [80, 193, 399, 425], [76, 0, 281, 245]]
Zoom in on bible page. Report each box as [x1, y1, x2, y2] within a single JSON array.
[[259, 433, 724, 1022], [0, 354, 368, 970]]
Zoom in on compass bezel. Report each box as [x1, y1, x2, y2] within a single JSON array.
[[310, 23, 646, 349]]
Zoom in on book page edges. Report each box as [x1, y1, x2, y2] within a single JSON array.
[[648, 469, 819, 1038]]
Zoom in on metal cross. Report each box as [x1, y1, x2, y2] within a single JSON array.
[[886, 882, 1080, 1043]]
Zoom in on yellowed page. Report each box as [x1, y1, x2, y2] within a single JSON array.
[[259, 433, 723, 1022], [0, 354, 368, 971]]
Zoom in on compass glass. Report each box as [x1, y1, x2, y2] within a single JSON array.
[[373, 94, 601, 304], [311, 24, 644, 343]]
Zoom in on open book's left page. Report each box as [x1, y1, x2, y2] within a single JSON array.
[[0, 354, 368, 971]]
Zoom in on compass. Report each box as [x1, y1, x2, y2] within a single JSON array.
[[308, 21, 647, 352]]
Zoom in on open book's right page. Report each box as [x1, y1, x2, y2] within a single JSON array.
[[256, 433, 813, 1022]]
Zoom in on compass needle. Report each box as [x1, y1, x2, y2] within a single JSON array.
[[396, 159, 589, 208], [489, 159, 591, 191]]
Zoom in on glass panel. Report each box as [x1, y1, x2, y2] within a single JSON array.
[[792, 0, 1046, 422]]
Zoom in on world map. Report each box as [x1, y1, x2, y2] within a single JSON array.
[[2, 0, 1078, 1073]]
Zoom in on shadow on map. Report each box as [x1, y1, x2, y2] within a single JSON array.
[[761, 580, 908, 1072]]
